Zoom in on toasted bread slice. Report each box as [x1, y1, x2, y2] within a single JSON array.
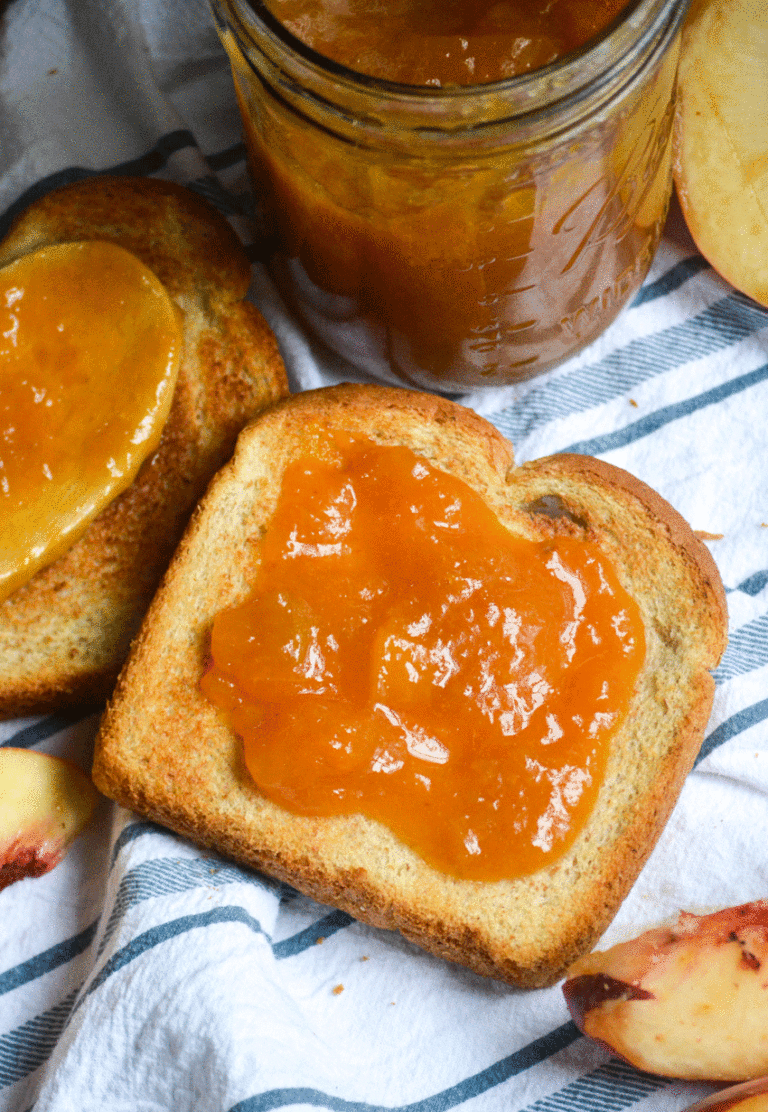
[[0, 176, 288, 718], [92, 384, 727, 987]]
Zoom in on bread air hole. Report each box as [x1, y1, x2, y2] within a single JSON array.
[[524, 495, 589, 532]]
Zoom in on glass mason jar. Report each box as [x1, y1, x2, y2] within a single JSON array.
[[211, 0, 688, 392]]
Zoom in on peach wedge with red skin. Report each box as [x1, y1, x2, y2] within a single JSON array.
[[673, 0, 768, 307], [681, 1078, 768, 1112], [563, 901, 768, 1082], [0, 747, 100, 891]]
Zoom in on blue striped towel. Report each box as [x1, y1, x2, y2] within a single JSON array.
[[1, 1, 767, 1110]]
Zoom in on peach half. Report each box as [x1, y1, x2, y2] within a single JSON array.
[[682, 1077, 768, 1112], [0, 747, 100, 890], [673, 0, 768, 307]]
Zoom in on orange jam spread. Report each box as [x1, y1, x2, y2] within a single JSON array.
[[0, 240, 182, 601], [201, 435, 645, 881], [265, 0, 630, 85]]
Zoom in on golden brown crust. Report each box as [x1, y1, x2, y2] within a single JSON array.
[[0, 177, 288, 718], [93, 383, 727, 987], [527, 453, 728, 666]]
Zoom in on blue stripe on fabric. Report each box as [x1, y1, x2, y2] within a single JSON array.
[[0, 129, 197, 240], [228, 1022, 581, 1112], [0, 922, 97, 998], [206, 141, 247, 172], [109, 820, 171, 869], [696, 696, 768, 766], [0, 989, 79, 1089], [0, 134, 249, 245], [560, 362, 768, 456], [79, 906, 269, 1008], [0, 133, 248, 246], [713, 613, 768, 685], [97, 856, 273, 958], [95, 128, 196, 177], [523, 1057, 666, 1110], [1, 709, 97, 749], [732, 569, 768, 597], [631, 255, 711, 307], [0, 859, 277, 1013], [274, 910, 355, 960], [491, 294, 768, 447], [188, 174, 247, 216]]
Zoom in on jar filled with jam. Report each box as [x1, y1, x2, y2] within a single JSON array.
[[211, 0, 688, 391]]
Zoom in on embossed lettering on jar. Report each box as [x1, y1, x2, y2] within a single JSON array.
[[212, 0, 687, 390]]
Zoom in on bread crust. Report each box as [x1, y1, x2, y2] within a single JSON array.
[[0, 177, 288, 717], [92, 384, 728, 987]]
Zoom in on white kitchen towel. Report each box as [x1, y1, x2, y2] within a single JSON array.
[[1, 1, 768, 1110]]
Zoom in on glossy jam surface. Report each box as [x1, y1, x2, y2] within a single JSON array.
[[0, 241, 181, 601], [202, 436, 645, 881], [265, 0, 630, 85]]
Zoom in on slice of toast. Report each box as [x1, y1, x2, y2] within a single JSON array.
[[0, 176, 288, 718], [92, 384, 727, 987]]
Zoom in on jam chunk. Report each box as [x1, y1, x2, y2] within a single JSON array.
[[202, 435, 645, 881], [265, 0, 631, 86]]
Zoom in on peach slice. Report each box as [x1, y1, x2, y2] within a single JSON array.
[[682, 1078, 768, 1112], [563, 902, 768, 1082], [0, 747, 100, 890], [673, 0, 768, 306]]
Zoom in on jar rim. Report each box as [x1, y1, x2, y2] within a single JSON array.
[[211, 0, 688, 118]]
